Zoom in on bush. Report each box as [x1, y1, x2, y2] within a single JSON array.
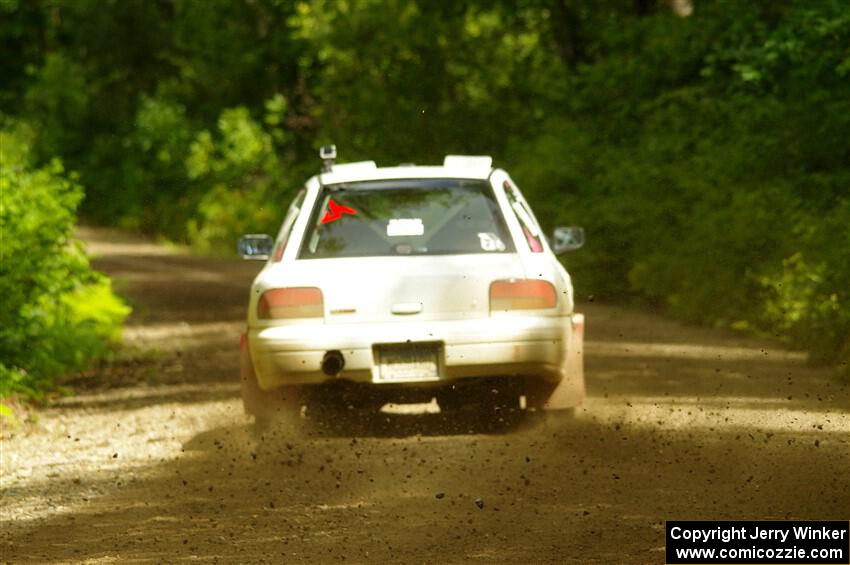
[[0, 124, 130, 400], [185, 102, 294, 253], [757, 201, 850, 371], [507, 93, 850, 371]]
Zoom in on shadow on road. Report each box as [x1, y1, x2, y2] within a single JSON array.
[[5, 408, 848, 564]]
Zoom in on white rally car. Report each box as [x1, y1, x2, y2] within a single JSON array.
[[239, 148, 585, 424]]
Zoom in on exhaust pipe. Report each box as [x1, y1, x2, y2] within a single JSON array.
[[321, 350, 345, 376]]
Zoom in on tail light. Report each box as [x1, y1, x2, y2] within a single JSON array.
[[490, 280, 557, 311], [257, 287, 324, 319]]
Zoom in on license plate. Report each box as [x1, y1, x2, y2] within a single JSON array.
[[376, 344, 440, 382]]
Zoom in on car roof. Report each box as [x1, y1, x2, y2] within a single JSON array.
[[315, 156, 496, 185]]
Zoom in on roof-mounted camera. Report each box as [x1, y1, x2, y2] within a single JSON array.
[[320, 144, 337, 172]]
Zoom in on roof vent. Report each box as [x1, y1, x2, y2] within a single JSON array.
[[443, 155, 493, 170]]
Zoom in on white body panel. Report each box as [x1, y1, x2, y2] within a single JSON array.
[[254, 254, 527, 324], [244, 161, 584, 407]]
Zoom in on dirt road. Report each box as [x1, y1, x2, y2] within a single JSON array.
[[2, 229, 848, 564]]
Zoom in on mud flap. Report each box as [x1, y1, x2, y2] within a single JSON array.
[[240, 332, 263, 415], [240, 332, 301, 417], [543, 313, 585, 410]]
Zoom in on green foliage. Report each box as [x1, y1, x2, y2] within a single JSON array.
[[0, 402, 18, 431], [290, 0, 553, 161], [185, 104, 292, 253], [23, 53, 91, 162], [105, 96, 196, 236], [503, 1, 850, 370], [1, 0, 848, 371], [0, 125, 130, 400], [757, 201, 850, 367]]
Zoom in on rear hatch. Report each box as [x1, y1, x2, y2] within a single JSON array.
[[293, 178, 522, 323], [284, 254, 524, 323]]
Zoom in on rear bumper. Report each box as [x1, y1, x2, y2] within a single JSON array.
[[248, 314, 580, 390]]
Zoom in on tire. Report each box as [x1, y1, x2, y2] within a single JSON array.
[[523, 379, 559, 411], [435, 384, 476, 413], [240, 334, 265, 417], [303, 382, 383, 420], [437, 379, 523, 415], [240, 333, 301, 428], [481, 380, 523, 419]]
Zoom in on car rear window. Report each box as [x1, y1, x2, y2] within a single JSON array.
[[298, 179, 515, 259]]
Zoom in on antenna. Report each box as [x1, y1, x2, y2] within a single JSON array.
[[320, 144, 337, 172]]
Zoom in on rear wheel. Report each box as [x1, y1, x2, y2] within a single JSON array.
[[523, 378, 578, 422], [434, 385, 472, 413], [303, 383, 385, 426], [523, 379, 558, 411], [437, 378, 523, 416], [244, 381, 303, 434], [481, 379, 523, 421], [240, 334, 302, 432]]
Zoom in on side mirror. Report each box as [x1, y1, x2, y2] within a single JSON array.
[[552, 226, 585, 255], [238, 234, 274, 260]]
